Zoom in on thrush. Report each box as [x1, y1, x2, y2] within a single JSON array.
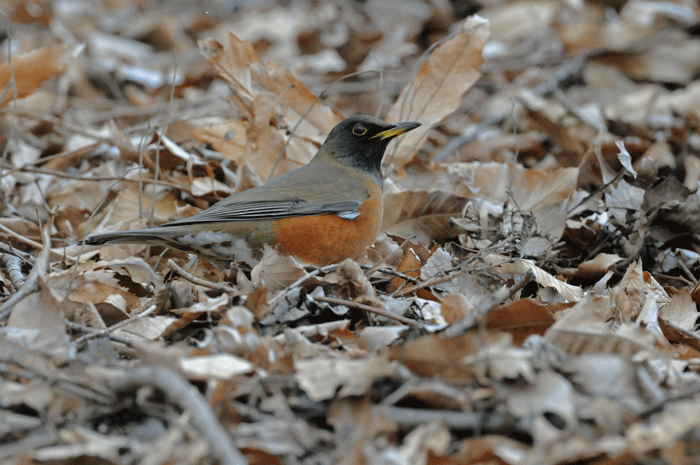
[[84, 115, 420, 266]]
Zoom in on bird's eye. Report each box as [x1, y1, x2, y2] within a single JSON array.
[[352, 124, 367, 136]]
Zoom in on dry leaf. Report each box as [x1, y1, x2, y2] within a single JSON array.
[[198, 32, 344, 180], [180, 354, 255, 380], [380, 190, 469, 243], [294, 354, 398, 402], [384, 15, 489, 167], [251, 245, 307, 290], [0, 44, 83, 106], [610, 260, 644, 323], [659, 290, 698, 331], [485, 254, 583, 302], [6, 279, 68, 355], [544, 296, 658, 357]]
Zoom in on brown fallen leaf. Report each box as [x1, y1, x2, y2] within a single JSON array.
[[381, 190, 469, 243], [384, 15, 489, 168], [610, 260, 644, 323], [386, 248, 422, 294], [486, 298, 569, 345], [0, 44, 83, 107], [198, 32, 344, 180]]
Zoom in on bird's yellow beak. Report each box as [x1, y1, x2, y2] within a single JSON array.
[[371, 121, 421, 140]]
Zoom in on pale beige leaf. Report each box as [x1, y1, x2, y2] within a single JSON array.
[[384, 16, 489, 167], [566, 354, 643, 402], [628, 399, 700, 454], [251, 245, 307, 290], [505, 370, 576, 434], [574, 253, 622, 279], [463, 335, 535, 382], [117, 315, 177, 341], [6, 279, 68, 354], [180, 354, 255, 380], [398, 422, 451, 462], [448, 162, 579, 212], [294, 354, 398, 402], [659, 290, 698, 331]]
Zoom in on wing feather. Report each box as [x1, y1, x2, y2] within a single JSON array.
[[160, 160, 371, 227]]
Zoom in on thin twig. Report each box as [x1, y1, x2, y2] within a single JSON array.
[[676, 259, 698, 286], [380, 405, 526, 435], [664, 319, 700, 343], [65, 319, 134, 347], [568, 167, 625, 214], [0, 242, 35, 266], [109, 366, 248, 465], [167, 259, 234, 292], [265, 264, 338, 311], [371, 267, 421, 285], [0, 18, 18, 185], [312, 295, 422, 327], [73, 304, 159, 345], [0, 222, 78, 262]]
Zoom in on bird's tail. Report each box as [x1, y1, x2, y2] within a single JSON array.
[[82, 228, 177, 247]]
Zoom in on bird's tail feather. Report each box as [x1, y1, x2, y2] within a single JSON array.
[[83, 228, 179, 246]]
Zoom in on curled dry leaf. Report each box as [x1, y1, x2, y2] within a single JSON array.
[[337, 259, 375, 300], [610, 260, 644, 323], [384, 15, 489, 168], [485, 254, 583, 302]]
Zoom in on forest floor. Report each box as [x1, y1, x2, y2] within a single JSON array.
[[1, 1, 700, 464]]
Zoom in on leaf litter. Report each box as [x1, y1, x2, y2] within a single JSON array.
[[1, 1, 700, 464]]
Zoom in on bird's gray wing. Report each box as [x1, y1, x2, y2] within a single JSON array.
[[164, 163, 368, 226]]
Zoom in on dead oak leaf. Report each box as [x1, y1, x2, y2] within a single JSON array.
[[198, 33, 344, 180], [384, 16, 489, 168]]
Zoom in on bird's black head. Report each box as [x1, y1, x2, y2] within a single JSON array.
[[320, 115, 421, 184]]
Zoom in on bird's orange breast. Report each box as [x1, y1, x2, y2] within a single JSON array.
[[271, 181, 382, 266]]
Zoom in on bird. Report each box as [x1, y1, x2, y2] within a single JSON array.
[[84, 115, 421, 266]]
